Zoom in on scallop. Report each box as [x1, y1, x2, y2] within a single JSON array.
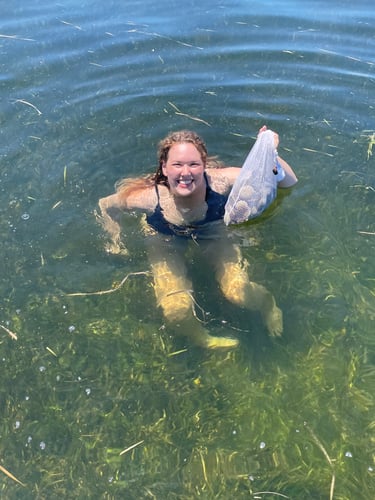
[[238, 185, 255, 199]]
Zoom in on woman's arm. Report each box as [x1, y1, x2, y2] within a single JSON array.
[[97, 192, 128, 254], [97, 185, 158, 254], [276, 155, 298, 188], [264, 126, 298, 188]]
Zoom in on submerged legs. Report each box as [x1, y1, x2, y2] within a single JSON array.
[[148, 236, 238, 349], [146, 231, 283, 349], [204, 242, 283, 337]]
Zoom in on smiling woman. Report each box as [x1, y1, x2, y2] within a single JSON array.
[[163, 143, 206, 196], [98, 128, 297, 348]]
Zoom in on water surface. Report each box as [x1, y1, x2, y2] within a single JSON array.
[[1, 0, 374, 498]]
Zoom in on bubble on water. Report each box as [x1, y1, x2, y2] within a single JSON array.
[[14, 420, 21, 429], [68, 325, 76, 333], [259, 441, 266, 449], [345, 451, 353, 458], [39, 365, 46, 372], [21, 213, 30, 220], [39, 441, 46, 450], [85, 388, 91, 396]]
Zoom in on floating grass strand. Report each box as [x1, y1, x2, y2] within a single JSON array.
[[0, 464, 26, 487], [366, 132, 375, 159], [304, 422, 335, 500], [198, 448, 211, 492], [302, 147, 334, 157], [304, 423, 333, 467], [167, 348, 188, 357], [46, 346, 57, 357], [163, 289, 250, 333], [66, 271, 151, 296], [52, 201, 62, 210], [0, 33, 35, 41], [164, 288, 207, 323], [168, 102, 211, 127], [0, 323, 18, 340], [354, 130, 375, 159], [13, 99, 42, 115], [59, 19, 83, 30], [128, 29, 203, 50], [329, 474, 336, 500], [119, 440, 144, 456], [252, 492, 289, 499]]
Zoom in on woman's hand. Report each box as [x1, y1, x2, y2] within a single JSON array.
[[258, 125, 298, 187], [258, 125, 279, 149]]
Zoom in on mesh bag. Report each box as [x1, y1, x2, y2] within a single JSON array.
[[224, 130, 278, 225]]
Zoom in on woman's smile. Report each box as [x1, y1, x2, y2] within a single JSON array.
[[177, 176, 193, 187]]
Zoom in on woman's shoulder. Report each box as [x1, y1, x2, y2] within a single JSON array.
[[205, 167, 241, 194], [106, 176, 159, 211], [124, 184, 160, 211]]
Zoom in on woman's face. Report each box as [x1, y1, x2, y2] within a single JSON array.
[[162, 142, 205, 198]]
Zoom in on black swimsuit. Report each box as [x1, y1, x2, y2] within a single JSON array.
[[146, 172, 228, 239]]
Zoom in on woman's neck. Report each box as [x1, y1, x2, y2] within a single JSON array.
[[173, 181, 206, 211], [158, 183, 207, 224]]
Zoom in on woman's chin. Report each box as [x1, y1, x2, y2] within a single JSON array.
[[174, 183, 194, 196]]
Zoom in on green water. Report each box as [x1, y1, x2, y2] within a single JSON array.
[[1, 0, 375, 498], [1, 122, 374, 499]]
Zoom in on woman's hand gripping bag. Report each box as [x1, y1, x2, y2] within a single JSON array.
[[224, 130, 279, 225]]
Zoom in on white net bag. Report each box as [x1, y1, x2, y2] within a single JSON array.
[[224, 129, 279, 225]]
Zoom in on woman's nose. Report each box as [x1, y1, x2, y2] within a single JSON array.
[[181, 164, 190, 175]]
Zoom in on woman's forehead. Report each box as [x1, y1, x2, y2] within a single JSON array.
[[167, 142, 202, 160]]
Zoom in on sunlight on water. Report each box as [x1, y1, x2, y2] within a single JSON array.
[[0, 0, 374, 498]]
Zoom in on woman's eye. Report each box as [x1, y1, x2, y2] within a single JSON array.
[[171, 162, 201, 167]]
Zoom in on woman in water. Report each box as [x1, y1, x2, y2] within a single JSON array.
[[98, 127, 297, 349]]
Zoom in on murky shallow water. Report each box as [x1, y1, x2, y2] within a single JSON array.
[[1, 0, 374, 497]]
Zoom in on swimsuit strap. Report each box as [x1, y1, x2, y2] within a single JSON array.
[[204, 171, 210, 201], [154, 183, 161, 208]]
